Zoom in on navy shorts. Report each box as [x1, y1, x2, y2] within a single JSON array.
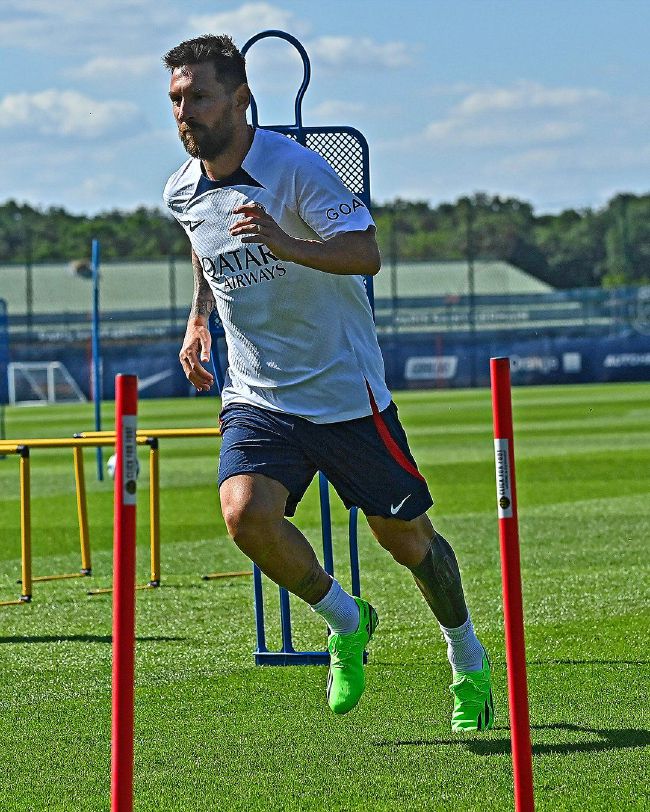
[[218, 401, 433, 520]]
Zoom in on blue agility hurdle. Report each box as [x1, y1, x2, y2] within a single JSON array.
[[251, 475, 364, 666], [239, 29, 374, 665], [91, 238, 104, 481]]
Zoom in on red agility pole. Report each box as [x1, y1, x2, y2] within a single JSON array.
[[111, 375, 138, 812], [490, 357, 535, 812]]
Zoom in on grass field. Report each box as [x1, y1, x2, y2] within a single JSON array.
[[0, 383, 648, 811]]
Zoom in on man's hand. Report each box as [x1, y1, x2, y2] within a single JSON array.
[[229, 203, 294, 259], [230, 202, 380, 276], [179, 320, 214, 392]]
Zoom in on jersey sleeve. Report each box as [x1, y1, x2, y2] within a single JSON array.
[[294, 152, 375, 240], [162, 159, 196, 218]]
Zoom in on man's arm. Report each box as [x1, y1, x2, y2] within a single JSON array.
[[178, 250, 216, 392], [229, 204, 381, 276]]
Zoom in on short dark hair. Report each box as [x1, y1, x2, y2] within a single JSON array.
[[163, 35, 247, 91]]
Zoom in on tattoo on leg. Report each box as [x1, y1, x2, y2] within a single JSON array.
[[294, 555, 330, 604], [409, 533, 468, 628]]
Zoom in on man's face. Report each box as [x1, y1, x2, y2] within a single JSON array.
[[168, 62, 240, 160]]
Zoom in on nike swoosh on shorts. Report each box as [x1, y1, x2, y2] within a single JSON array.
[[390, 494, 411, 515]]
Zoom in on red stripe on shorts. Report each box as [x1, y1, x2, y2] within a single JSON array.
[[366, 384, 426, 483]]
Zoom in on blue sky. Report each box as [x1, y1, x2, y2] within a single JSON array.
[[1, 0, 649, 215]]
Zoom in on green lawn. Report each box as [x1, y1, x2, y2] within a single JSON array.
[[0, 383, 648, 811]]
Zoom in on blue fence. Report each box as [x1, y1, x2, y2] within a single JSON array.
[[379, 330, 650, 388], [5, 287, 650, 398]]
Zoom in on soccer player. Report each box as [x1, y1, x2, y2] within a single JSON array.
[[162, 34, 494, 731]]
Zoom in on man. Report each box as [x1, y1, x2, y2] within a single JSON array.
[[163, 34, 493, 731]]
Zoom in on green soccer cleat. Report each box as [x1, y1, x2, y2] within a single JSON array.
[[449, 654, 495, 732], [326, 598, 379, 715]]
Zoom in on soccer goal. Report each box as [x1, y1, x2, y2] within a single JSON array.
[[8, 362, 87, 406]]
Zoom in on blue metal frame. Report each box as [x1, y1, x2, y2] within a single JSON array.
[[241, 30, 371, 666], [0, 299, 8, 451], [91, 239, 103, 480], [252, 473, 364, 666], [241, 30, 374, 313], [0, 299, 8, 408]]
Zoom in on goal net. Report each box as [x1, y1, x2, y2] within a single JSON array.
[[8, 362, 87, 406]]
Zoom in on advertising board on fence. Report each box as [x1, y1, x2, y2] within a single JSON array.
[[6, 287, 650, 400], [380, 331, 650, 389], [7, 328, 650, 401]]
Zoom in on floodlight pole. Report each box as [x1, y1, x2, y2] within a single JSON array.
[[490, 357, 534, 812], [91, 238, 103, 480]]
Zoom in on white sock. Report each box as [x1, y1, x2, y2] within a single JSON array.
[[311, 579, 360, 635], [440, 614, 485, 673]]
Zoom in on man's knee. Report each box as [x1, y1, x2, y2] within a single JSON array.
[[221, 498, 272, 544], [366, 513, 434, 567], [219, 475, 286, 549]]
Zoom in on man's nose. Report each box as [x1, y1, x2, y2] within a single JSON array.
[[177, 100, 192, 122]]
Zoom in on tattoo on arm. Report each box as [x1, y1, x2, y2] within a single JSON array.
[[190, 251, 215, 319]]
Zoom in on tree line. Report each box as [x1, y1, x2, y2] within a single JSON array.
[[1, 192, 648, 288]]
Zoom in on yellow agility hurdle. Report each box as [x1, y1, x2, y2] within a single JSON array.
[[0, 435, 150, 604], [75, 428, 228, 593], [84, 434, 165, 596], [0, 445, 31, 606], [0, 427, 251, 605], [76, 428, 252, 591]]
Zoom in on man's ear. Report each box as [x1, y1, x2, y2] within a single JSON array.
[[234, 83, 251, 111]]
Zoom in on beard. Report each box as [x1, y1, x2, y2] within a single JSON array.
[[178, 116, 235, 161]]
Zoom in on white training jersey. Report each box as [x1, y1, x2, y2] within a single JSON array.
[[163, 127, 391, 423]]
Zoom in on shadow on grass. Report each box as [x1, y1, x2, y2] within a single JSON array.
[[373, 723, 650, 756], [0, 634, 186, 644], [528, 659, 650, 666], [372, 659, 650, 668]]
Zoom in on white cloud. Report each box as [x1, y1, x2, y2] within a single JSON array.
[[308, 36, 412, 70], [4, 0, 150, 12], [310, 100, 365, 120], [496, 142, 650, 176], [76, 172, 136, 204], [456, 82, 606, 116], [417, 81, 609, 149], [0, 90, 138, 137], [0, 14, 49, 47], [72, 55, 156, 81], [0, 127, 178, 214], [424, 118, 584, 148], [373, 79, 647, 213], [0, 0, 178, 53], [189, 2, 310, 45], [492, 148, 573, 175], [189, 8, 410, 75], [426, 82, 478, 98]]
